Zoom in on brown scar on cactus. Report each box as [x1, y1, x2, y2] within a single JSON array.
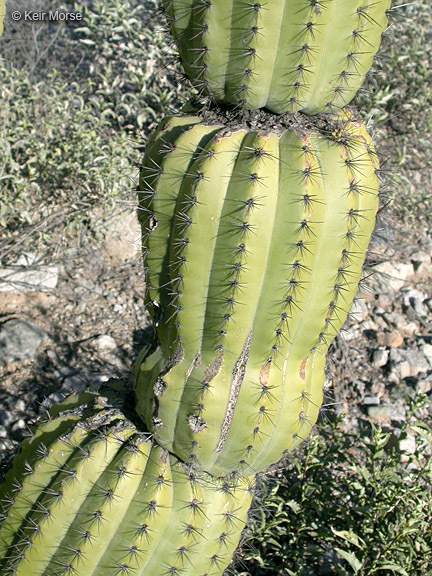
[[215, 331, 252, 453]]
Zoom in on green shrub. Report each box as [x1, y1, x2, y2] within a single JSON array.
[[0, 59, 133, 261], [237, 394, 432, 576], [0, 0, 186, 263], [355, 0, 432, 225]]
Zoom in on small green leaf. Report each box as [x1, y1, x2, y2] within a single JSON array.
[[371, 563, 409, 575], [331, 528, 364, 549], [335, 548, 362, 572], [410, 421, 432, 445], [286, 500, 301, 514]]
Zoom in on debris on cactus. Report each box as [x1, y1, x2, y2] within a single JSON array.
[[162, 0, 391, 114], [134, 105, 381, 477], [0, 386, 253, 576]]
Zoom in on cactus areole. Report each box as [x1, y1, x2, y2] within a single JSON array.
[[163, 0, 391, 114], [0, 390, 253, 576], [134, 107, 381, 477]]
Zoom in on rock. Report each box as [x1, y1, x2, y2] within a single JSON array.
[[372, 349, 389, 368], [410, 250, 431, 264], [417, 377, 432, 394], [16, 253, 37, 266], [415, 262, 432, 277], [104, 212, 140, 262], [340, 328, 360, 342], [388, 348, 430, 381], [363, 396, 380, 406], [0, 410, 12, 426], [0, 319, 48, 364], [374, 316, 389, 331], [15, 399, 26, 413], [62, 374, 89, 394], [349, 299, 368, 323], [46, 349, 59, 361], [410, 250, 431, 272], [388, 349, 411, 380], [413, 299, 429, 318], [399, 433, 416, 455], [376, 330, 404, 348], [376, 293, 394, 309], [362, 319, 379, 331], [421, 344, 432, 368], [373, 262, 414, 292], [0, 426, 7, 439], [91, 335, 127, 369], [367, 405, 390, 421], [388, 402, 407, 422], [400, 322, 419, 336], [374, 306, 386, 316], [93, 334, 118, 351], [0, 438, 14, 452], [11, 419, 26, 440], [402, 288, 429, 317], [0, 264, 59, 292], [383, 312, 407, 330]]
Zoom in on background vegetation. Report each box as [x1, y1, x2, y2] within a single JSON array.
[[0, 1, 431, 575]]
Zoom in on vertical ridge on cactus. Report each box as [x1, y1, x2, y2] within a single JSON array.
[[162, 0, 391, 114], [134, 108, 380, 477], [0, 390, 253, 576]]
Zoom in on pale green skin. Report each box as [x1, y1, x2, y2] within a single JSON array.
[[0, 0, 5, 37], [0, 393, 252, 576], [163, 0, 391, 114], [135, 113, 380, 478]]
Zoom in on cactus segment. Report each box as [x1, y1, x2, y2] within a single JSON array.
[[135, 110, 380, 477], [162, 0, 391, 114], [0, 0, 5, 37], [0, 391, 253, 576]]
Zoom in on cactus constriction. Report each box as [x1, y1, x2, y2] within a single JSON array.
[[0, 388, 253, 576], [163, 0, 391, 114], [134, 108, 380, 478]]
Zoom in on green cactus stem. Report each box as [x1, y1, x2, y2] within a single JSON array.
[[163, 0, 391, 114], [0, 388, 253, 576], [134, 107, 381, 478], [0, 0, 5, 37]]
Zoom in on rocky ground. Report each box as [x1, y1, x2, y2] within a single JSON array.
[[0, 208, 431, 476], [331, 224, 432, 442], [0, 208, 151, 474]]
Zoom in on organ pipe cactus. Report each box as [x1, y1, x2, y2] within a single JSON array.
[[134, 108, 380, 478], [163, 0, 391, 114], [0, 388, 253, 576]]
